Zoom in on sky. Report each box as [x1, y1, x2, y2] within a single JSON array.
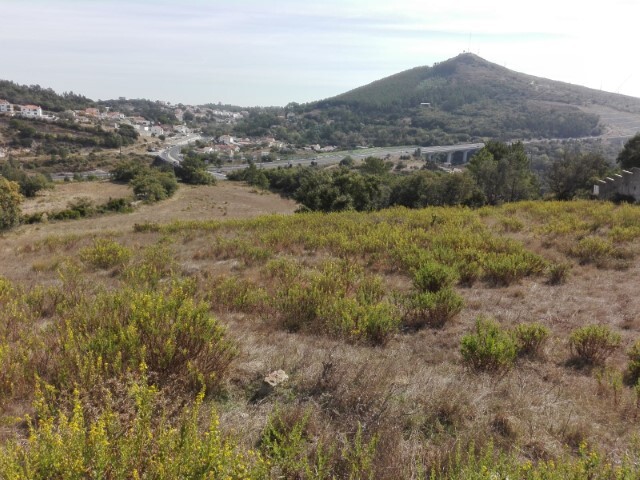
[[2, 0, 639, 107]]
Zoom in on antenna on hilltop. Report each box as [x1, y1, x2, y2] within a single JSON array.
[[617, 74, 632, 94]]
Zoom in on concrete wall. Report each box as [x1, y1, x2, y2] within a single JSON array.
[[595, 167, 640, 201]]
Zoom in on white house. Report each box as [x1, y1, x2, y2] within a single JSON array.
[[150, 125, 164, 136], [0, 100, 13, 114], [218, 134, 235, 145], [20, 105, 43, 118]]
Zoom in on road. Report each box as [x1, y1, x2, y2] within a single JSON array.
[[157, 133, 202, 165], [209, 143, 485, 178]]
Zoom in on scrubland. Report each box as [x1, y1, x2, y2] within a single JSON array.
[[2, 186, 640, 478]]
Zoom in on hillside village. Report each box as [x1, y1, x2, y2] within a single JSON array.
[[0, 96, 342, 166]]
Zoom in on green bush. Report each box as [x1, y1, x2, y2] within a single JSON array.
[[0, 380, 267, 479], [569, 325, 621, 365], [457, 260, 481, 286], [321, 297, 399, 345], [627, 340, 640, 384], [547, 261, 571, 285], [570, 236, 616, 265], [412, 260, 458, 292], [0, 178, 23, 231], [460, 317, 517, 372], [131, 168, 178, 202], [482, 252, 547, 286], [79, 238, 132, 270], [402, 287, 464, 330], [260, 407, 378, 480], [208, 275, 267, 314], [48, 281, 237, 392], [513, 322, 549, 357]]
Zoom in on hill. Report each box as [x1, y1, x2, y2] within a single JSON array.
[[279, 53, 640, 147], [2, 182, 640, 476], [0, 79, 94, 112]]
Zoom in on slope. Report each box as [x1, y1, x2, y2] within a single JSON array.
[[288, 53, 640, 147]]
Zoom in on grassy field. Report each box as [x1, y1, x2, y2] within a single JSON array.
[[2, 184, 640, 478]]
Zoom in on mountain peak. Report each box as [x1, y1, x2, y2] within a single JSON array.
[[308, 54, 640, 146]]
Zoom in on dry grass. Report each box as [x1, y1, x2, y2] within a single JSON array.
[[3, 196, 640, 476], [20, 181, 131, 215]]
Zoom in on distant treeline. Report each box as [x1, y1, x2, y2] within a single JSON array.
[[0, 80, 94, 112], [228, 141, 613, 211], [98, 98, 178, 125], [5, 118, 139, 149]]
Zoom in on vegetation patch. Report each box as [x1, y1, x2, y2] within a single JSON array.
[[569, 325, 621, 366], [460, 317, 517, 372]]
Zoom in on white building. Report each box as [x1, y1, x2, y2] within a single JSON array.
[[150, 125, 164, 136], [0, 100, 13, 114], [218, 134, 235, 145], [20, 105, 43, 118]]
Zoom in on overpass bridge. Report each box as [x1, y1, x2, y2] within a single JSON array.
[[420, 142, 485, 163]]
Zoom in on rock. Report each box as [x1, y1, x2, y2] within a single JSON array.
[[252, 370, 289, 403], [264, 369, 289, 387]]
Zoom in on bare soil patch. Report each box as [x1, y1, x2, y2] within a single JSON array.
[[21, 180, 131, 215], [10, 181, 297, 245]]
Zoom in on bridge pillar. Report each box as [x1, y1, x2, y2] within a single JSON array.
[[446, 152, 453, 164], [462, 150, 471, 163]]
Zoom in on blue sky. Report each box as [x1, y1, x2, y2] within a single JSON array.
[[2, 0, 639, 106]]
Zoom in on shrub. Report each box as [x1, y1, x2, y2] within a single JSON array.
[[79, 238, 132, 270], [48, 281, 237, 392], [569, 325, 621, 365], [627, 340, 640, 384], [513, 322, 549, 357], [460, 317, 517, 372], [412, 260, 458, 293], [97, 197, 133, 213], [321, 297, 399, 345], [0, 380, 267, 478], [0, 178, 22, 231], [131, 169, 178, 202], [570, 236, 616, 265], [123, 243, 175, 287], [547, 261, 571, 285], [482, 252, 547, 286], [275, 282, 322, 333], [207, 275, 267, 314], [402, 288, 464, 330], [260, 407, 378, 480], [457, 260, 481, 287]]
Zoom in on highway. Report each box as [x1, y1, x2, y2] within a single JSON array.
[[155, 139, 485, 180], [207, 143, 485, 179], [157, 133, 202, 165]]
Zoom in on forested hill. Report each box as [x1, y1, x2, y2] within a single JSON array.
[[283, 53, 640, 147], [0, 80, 94, 112]]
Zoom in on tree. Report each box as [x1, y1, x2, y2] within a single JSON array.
[[131, 169, 178, 202], [0, 164, 51, 197], [116, 124, 139, 145], [617, 133, 640, 169], [0, 178, 22, 230], [175, 156, 215, 185], [546, 152, 611, 200], [467, 141, 539, 204], [110, 160, 145, 183], [360, 156, 392, 175], [389, 170, 481, 208], [339, 156, 355, 167]]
